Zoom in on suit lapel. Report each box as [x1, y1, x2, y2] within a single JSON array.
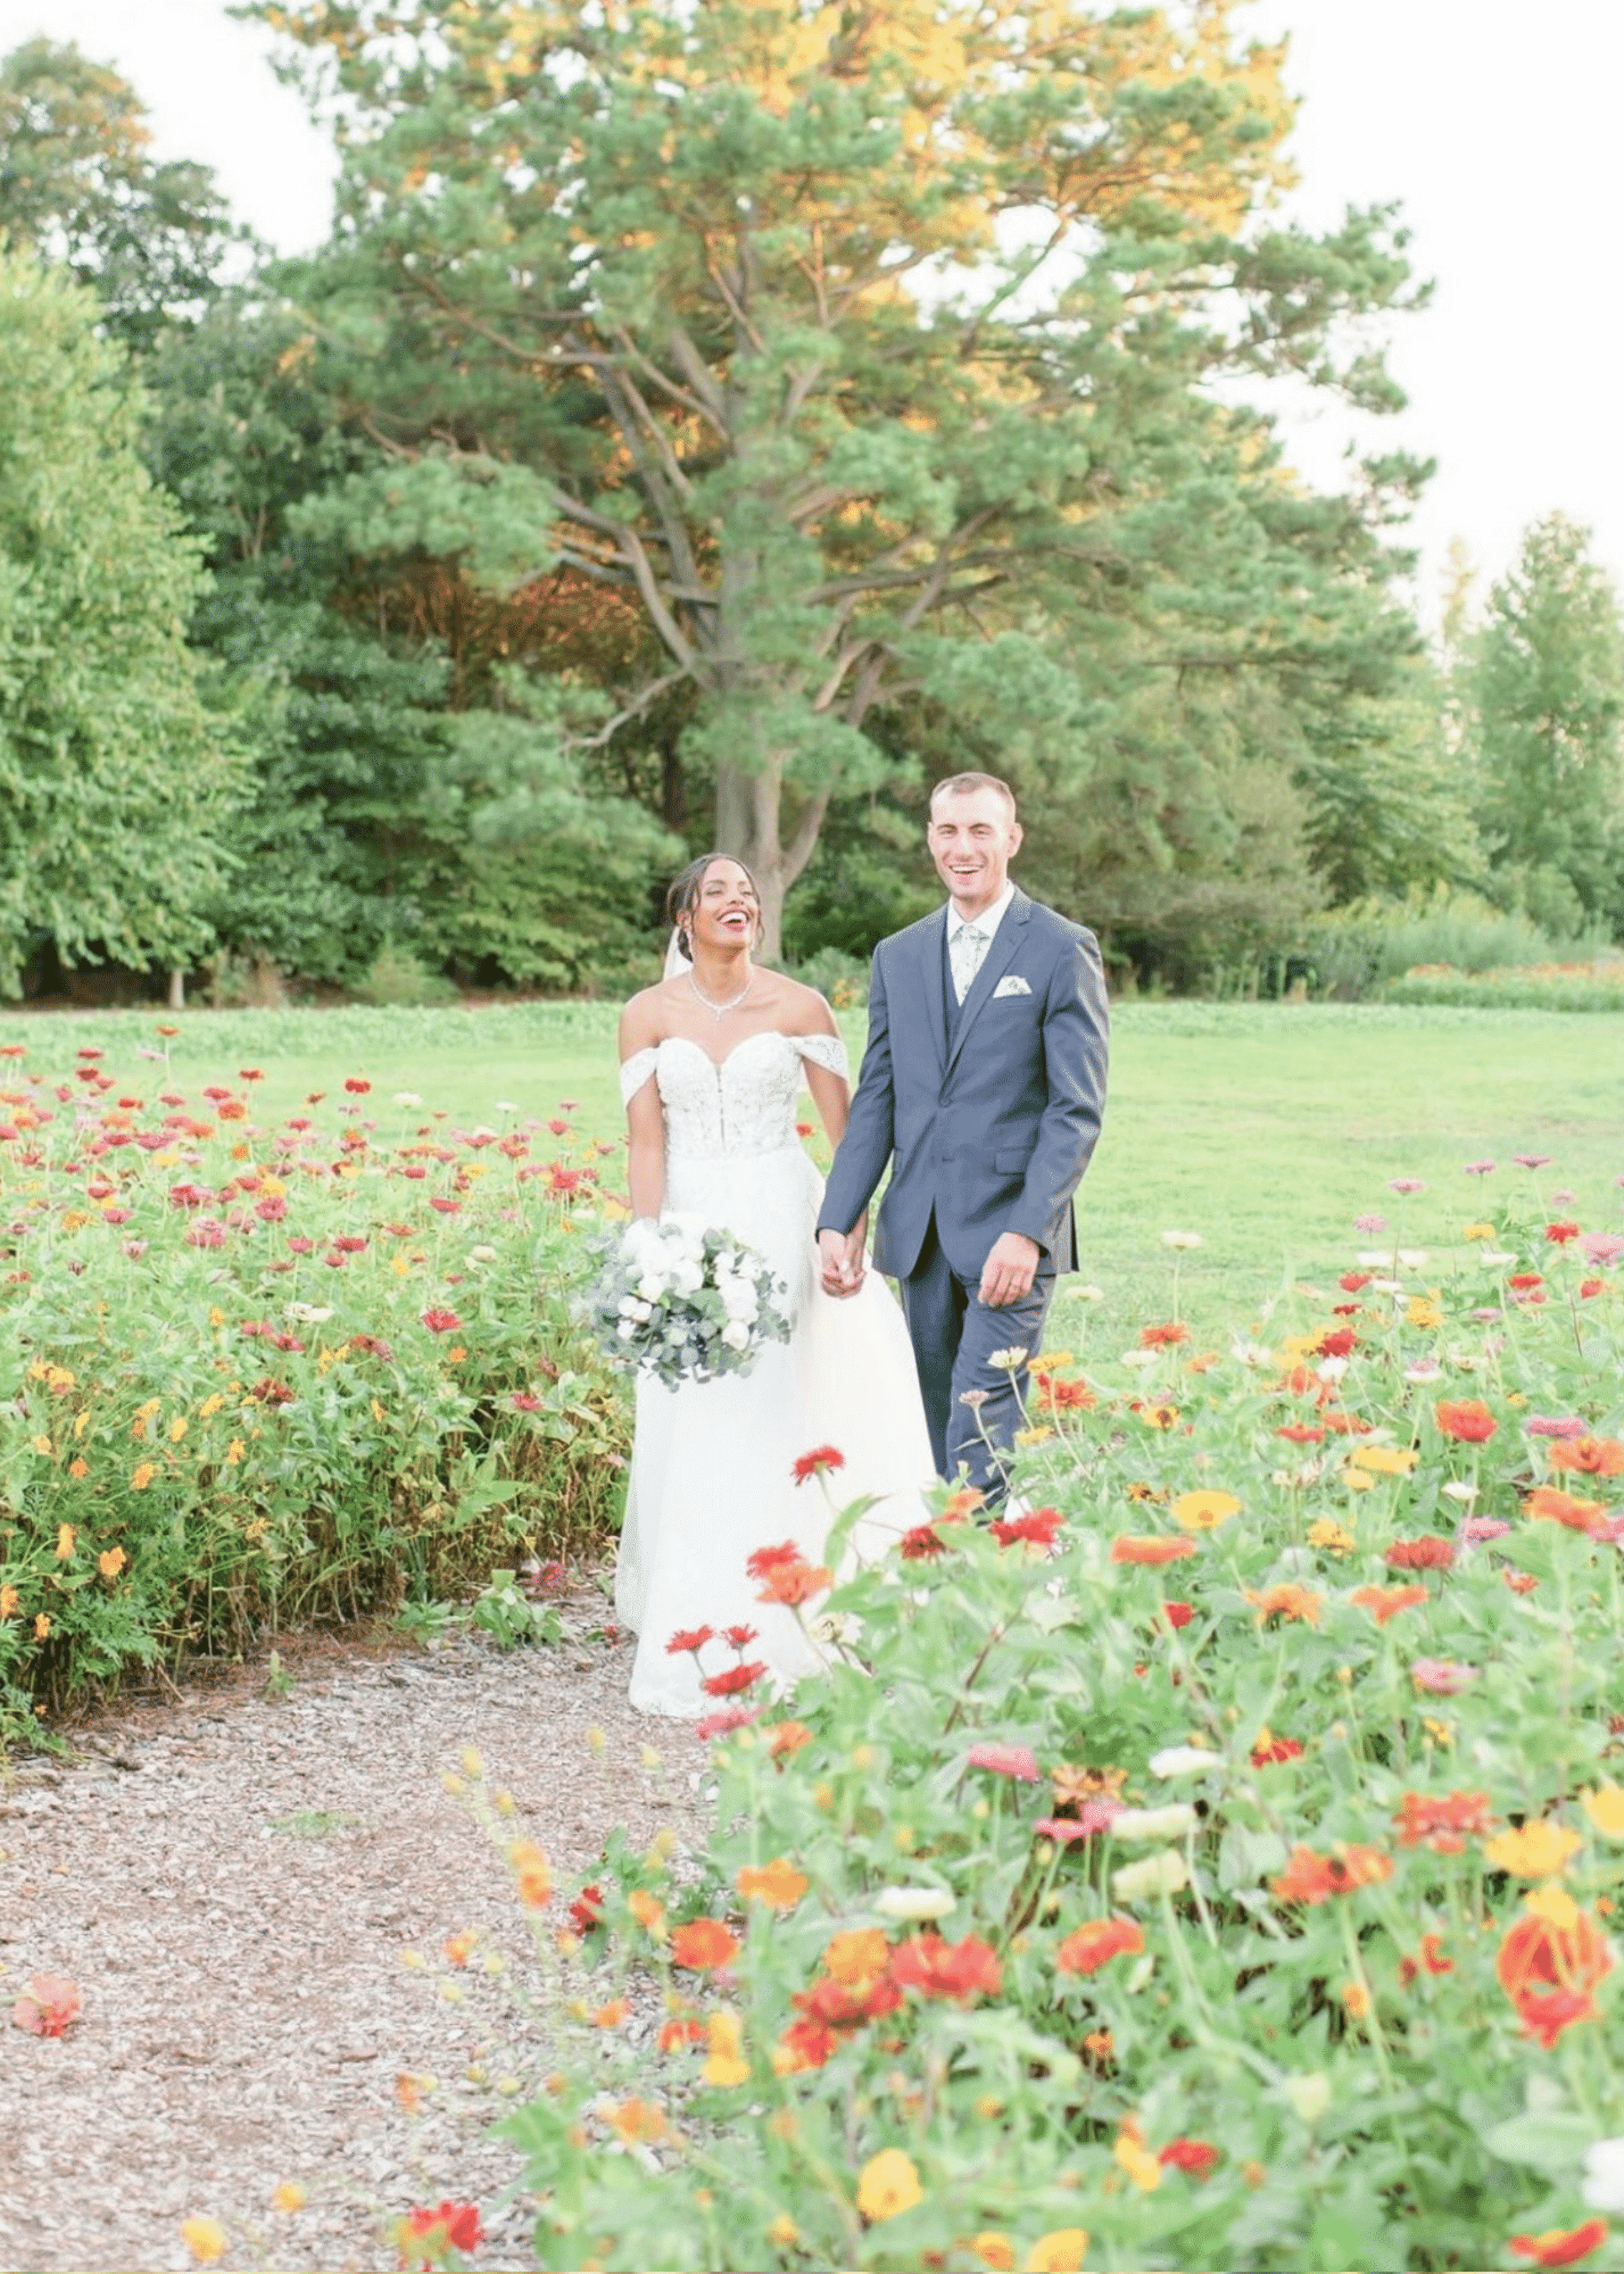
[[919, 907, 948, 1072], [945, 890, 1031, 1076]]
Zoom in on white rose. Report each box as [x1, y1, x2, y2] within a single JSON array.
[[636, 1273, 666, 1302], [616, 1321, 636, 1341], [873, 1886, 954, 1922], [1111, 1803, 1197, 1842], [720, 1320, 751, 1350]]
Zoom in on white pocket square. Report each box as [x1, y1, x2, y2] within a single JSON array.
[[993, 974, 1032, 997]]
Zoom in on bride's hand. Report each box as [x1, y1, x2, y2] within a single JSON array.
[[818, 1225, 866, 1298]]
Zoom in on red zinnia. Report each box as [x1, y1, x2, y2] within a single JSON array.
[[899, 1523, 948, 1559], [1250, 1734, 1304, 1767], [721, 1623, 759, 1649], [1509, 2221, 1610, 2268], [1276, 1423, 1325, 1444], [1545, 1221, 1582, 1244], [1385, 1534, 1456, 1571], [701, 1660, 768, 1696], [1398, 1931, 1455, 1984], [1315, 1328, 1358, 1358], [1139, 1322, 1191, 1348], [568, 1884, 606, 1934], [399, 2202, 482, 2261], [990, 1506, 1064, 1548], [792, 1445, 845, 1485], [1435, 1398, 1497, 1443], [344, 1076, 372, 1094], [420, 1308, 462, 1333], [1339, 1271, 1372, 1292], [889, 1932, 1002, 2003], [1394, 1790, 1494, 1851], [1159, 2137, 1220, 2177], [665, 1625, 715, 1656], [745, 1541, 802, 1579], [1162, 1601, 1195, 1629], [1056, 1916, 1144, 1976], [754, 1556, 831, 1606]]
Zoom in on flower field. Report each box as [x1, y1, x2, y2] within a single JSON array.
[[497, 1167, 1624, 2273], [0, 1032, 626, 1741]]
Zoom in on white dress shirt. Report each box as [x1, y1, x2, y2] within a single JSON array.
[[947, 880, 1015, 1005]]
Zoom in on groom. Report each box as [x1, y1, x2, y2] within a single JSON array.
[[816, 773, 1109, 1498]]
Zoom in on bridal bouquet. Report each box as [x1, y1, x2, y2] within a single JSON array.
[[582, 1212, 791, 1386]]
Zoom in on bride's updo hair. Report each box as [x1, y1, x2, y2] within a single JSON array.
[[665, 852, 763, 962]]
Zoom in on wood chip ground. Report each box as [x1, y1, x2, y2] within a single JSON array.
[[0, 1617, 703, 2273]]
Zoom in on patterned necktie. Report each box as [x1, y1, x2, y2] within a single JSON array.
[[950, 921, 988, 1006]]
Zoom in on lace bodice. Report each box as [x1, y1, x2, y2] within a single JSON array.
[[620, 1030, 848, 1163]]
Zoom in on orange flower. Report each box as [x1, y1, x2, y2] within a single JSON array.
[[736, 1859, 808, 1910], [670, 1918, 740, 1970], [508, 1840, 552, 1909], [1398, 1932, 1454, 1985], [98, 1546, 127, 1579], [765, 1719, 812, 1759], [889, 1932, 1002, 2003], [1548, 1436, 1624, 1476], [1139, 1321, 1191, 1347], [1350, 1583, 1428, 1625], [1111, 1535, 1196, 1565], [1525, 1485, 1610, 1538], [1055, 1916, 1144, 1977], [657, 2015, 705, 2052], [1271, 1844, 1392, 1906], [1434, 1397, 1497, 1442], [1246, 1583, 1322, 1626], [1497, 1903, 1612, 2002], [1394, 1791, 1494, 1852], [1508, 2222, 1608, 2268], [823, 1928, 889, 1987], [590, 1998, 630, 2027]]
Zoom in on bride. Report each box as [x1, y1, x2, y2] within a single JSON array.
[[614, 852, 936, 1717]]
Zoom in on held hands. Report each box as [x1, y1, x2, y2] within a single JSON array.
[[818, 1225, 868, 1299], [979, 1231, 1041, 1308]]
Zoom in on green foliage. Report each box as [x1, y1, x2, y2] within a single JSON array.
[[1301, 886, 1600, 999], [469, 1569, 564, 1651], [500, 1197, 1624, 2273], [0, 1035, 624, 1741], [0, 36, 242, 349], [0, 250, 244, 996], [1462, 513, 1624, 938], [249, 0, 1432, 962], [1384, 962, 1624, 1013]]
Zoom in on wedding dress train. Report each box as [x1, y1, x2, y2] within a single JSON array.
[[614, 1029, 936, 1716]]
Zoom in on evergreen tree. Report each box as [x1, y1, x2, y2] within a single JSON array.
[[253, 0, 1431, 960], [1465, 513, 1624, 937], [0, 252, 242, 994]]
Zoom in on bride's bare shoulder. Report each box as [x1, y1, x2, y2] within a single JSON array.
[[619, 981, 680, 1049], [767, 972, 841, 1037]]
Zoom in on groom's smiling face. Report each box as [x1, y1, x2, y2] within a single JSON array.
[[928, 786, 1022, 921]]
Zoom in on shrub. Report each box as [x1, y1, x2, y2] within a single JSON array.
[[0, 1039, 625, 1741], [1302, 887, 1603, 999], [498, 1179, 1624, 2273]]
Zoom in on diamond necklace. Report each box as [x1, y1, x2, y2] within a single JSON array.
[[688, 969, 753, 1019]]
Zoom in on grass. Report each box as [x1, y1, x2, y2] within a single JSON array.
[[270, 1810, 362, 1839], [6, 997, 1621, 1352]]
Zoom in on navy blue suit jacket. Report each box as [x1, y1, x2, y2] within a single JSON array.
[[817, 889, 1110, 1281]]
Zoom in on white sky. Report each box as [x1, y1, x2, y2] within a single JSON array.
[[2, 0, 1620, 626]]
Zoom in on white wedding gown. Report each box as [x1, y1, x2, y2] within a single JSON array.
[[614, 1030, 936, 1716]]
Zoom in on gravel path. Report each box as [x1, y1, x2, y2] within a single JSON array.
[[0, 1620, 703, 2273]]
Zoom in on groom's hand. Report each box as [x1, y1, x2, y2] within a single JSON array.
[[818, 1227, 866, 1298], [979, 1232, 1041, 1308]]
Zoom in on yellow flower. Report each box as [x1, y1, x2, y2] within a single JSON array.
[[29, 1433, 51, 1456], [132, 1462, 156, 1491], [1405, 1296, 1442, 1330], [628, 1888, 666, 1936], [1483, 1821, 1582, 1877], [1112, 2130, 1161, 2192], [856, 2147, 922, 2222], [824, 1927, 889, 1986], [55, 1525, 75, 1560], [370, 1399, 387, 1423], [209, 1307, 226, 1327], [389, 1254, 412, 1277], [1350, 1445, 1419, 1475], [99, 1547, 126, 1578], [1583, 1785, 1624, 1840], [180, 2217, 228, 2265], [224, 1439, 245, 1466], [34, 1612, 50, 1639], [1307, 1516, 1355, 1553], [1026, 2233, 1089, 2274], [1462, 1222, 1496, 1240], [1015, 1425, 1054, 1448], [73, 1408, 89, 1436], [272, 2182, 306, 2213], [972, 2236, 1016, 2272], [1341, 1979, 1370, 2020], [1344, 1468, 1375, 1494], [169, 1415, 188, 1442], [736, 1858, 808, 1910], [766, 2213, 800, 2248], [1523, 1884, 1582, 1934], [0, 1584, 17, 1618], [1171, 1489, 1240, 1531], [199, 1393, 224, 1418], [701, 2009, 750, 2089]]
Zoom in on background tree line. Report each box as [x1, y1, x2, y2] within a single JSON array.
[[1, 7, 1620, 1006]]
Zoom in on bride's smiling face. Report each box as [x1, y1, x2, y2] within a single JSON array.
[[685, 859, 760, 954]]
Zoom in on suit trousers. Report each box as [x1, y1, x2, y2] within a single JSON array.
[[898, 1210, 1056, 1500]]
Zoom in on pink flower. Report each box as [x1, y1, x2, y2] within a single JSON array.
[[696, 1704, 760, 1741], [420, 1308, 462, 1333], [1463, 1159, 1497, 1175], [1460, 1517, 1512, 1543], [1412, 1658, 1477, 1696], [1389, 1178, 1425, 1195], [1512, 1154, 1552, 1169], [1526, 1415, 1590, 1439], [967, 1743, 1041, 1781], [1354, 1214, 1387, 1233], [1034, 1799, 1124, 1842], [1579, 1232, 1624, 1267]]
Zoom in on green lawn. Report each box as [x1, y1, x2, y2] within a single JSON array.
[[7, 998, 1621, 1347]]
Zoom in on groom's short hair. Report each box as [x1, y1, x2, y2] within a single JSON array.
[[929, 771, 1017, 821]]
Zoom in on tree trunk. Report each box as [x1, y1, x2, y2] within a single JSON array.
[[167, 968, 186, 1012], [714, 757, 786, 964]]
